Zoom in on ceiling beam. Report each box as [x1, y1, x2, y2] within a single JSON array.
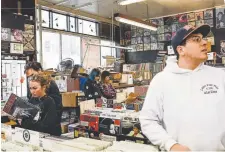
[[37, 0, 120, 26]]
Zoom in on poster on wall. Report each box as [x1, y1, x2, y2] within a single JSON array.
[[150, 43, 158, 50], [196, 20, 205, 27], [195, 12, 204, 20], [204, 19, 214, 27], [157, 26, 164, 34], [144, 44, 150, 51], [136, 37, 143, 44], [136, 44, 143, 51], [165, 33, 172, 41], [204, 9, 213, 19], [11, 29, 23, 43], [164, 25, 172, 33], [1, 28, 11, 41], [144, 29, 151, 36], [216, 7, 225, 29], [157, 43, 164, 50], [218, 40, 225, 57], [10, 43, 23, 54], [23, 24, 35, 52], [150, 18, 164, 25], [131, 30, 136, 37], [150, 35, 157, 42], [187, 13, 195, 21], [131, 38, 137, 45], [136, 28, 144, 37], [143, 37, 150, 44], [158, 34, 165, 41], [188, 21, 196, 26], [177, 14, 188, 23]]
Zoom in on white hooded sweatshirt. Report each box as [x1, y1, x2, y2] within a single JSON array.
[[140, 57, 225, 151]]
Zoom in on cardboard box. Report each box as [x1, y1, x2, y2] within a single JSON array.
[[61, 92, 78, 107]]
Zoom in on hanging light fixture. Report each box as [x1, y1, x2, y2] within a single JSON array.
[[118, 0, 146, 5], [114, 13, 157, 31]]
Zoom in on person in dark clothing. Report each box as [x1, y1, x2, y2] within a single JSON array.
[[19, 74, 61, 136], [100, 71, 116, 99], [84, 68, 102, 100], [24, 62, 62, 135]]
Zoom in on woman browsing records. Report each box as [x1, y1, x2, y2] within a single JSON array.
[[100, 71, 116, 99], [18, 74, 61, 136]]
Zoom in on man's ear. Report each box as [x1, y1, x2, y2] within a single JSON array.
[[176, 46, 185, 57]]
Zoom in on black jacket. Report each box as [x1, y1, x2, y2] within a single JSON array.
[[84, 79, 102, 100], [21, 96, 61, 136], [27, 80, 62, 129]]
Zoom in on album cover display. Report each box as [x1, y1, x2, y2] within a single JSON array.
[[11, 29, 23, 42], [195, 12, 204, 20], [80, 114, 99, 132], [157, 43, 165, 50], [143, 37, 150, 44], [131, 38, 137, 45], [1, 42, 10, 53], [136, 44, 144, 51], [136, 37, 143, 44], [204, 9, 213, 19], [177, 14, 188, 23], [158, 34, 165, 42], [99, 113, 122, 135], [3, 93, 40, 119], [164, 25, 172, 33], [10, 43, 23, 54], [187, 13, 195, 21], [150, 18, 164, 25], [144, 44, 151, 51], [23, 24, 35, 51], [136, 28, 144, 37], [157, 26, 164, 34], [204, 19, 214, 27], [188, 21, 196, 26], [143, 29, 151, 36], [196, 20, 205, 27], [131, 30, 136, 38], [165, 33, 172, 41], [150, 35, 157, 42], [1, 28, 11, 41], [150, 43, 158, 50], [216, 7, 225, 29]]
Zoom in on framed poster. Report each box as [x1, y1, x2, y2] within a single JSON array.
[[195, 12, 204, 20], [187, 13, 195, 21], [164, 25, 172, 33], [188, 21, 196, 26], [10, 43, 23, 54], [165, 33, 172, 41], [11, 29, 23, 43], [216, 7, 225, 29], [150, 35, 157, 42], [150, 18, 164, 25], [204, 19, 214, 27], [204, 9, 213, 19], [196, 20, 204, 27], [1, 28, 11, 41]]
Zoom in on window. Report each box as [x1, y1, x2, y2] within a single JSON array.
[[81, 37, 100, 68], [53, 13, 67, 30], [100, 40, 116, 66], [42, 31, 60, 69], [61, 34, 81, 64], [69, 17, 76, 32], [78, 19, 97, 36], [42, 10, 50, 28]]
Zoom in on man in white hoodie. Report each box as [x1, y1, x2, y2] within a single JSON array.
[[140, 24, 225, 151]]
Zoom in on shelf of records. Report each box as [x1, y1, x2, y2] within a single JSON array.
[[1, 124, 158, 151], [1, 24, 36, 55], [120, 6, 225, 51]]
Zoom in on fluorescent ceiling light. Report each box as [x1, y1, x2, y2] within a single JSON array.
[[114, 13, 157, 31], [118, 0, 146, 5]]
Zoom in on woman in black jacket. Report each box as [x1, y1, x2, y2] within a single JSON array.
[[20, 74, 61, 136], [84, 68, 102, 100], [24, 62, 62, 133]]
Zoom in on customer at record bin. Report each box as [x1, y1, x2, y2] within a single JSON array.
[[140, 25, 225, 151], [19, 74, 61, 136], [24, 62, 62, 135], [84, 68, 102, 100], [100, 71, 116, 99]]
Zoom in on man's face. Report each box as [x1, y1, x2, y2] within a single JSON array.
[[25, 68, 39, 77], [178, 33, 208, 62]]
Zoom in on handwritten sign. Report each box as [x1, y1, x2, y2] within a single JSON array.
[[12, 127, 40, 147]]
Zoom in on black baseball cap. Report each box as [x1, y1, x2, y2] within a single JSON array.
[[171, 24, 211, 51]]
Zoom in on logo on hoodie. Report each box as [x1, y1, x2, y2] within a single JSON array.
[[200, 84, 219, 94]]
